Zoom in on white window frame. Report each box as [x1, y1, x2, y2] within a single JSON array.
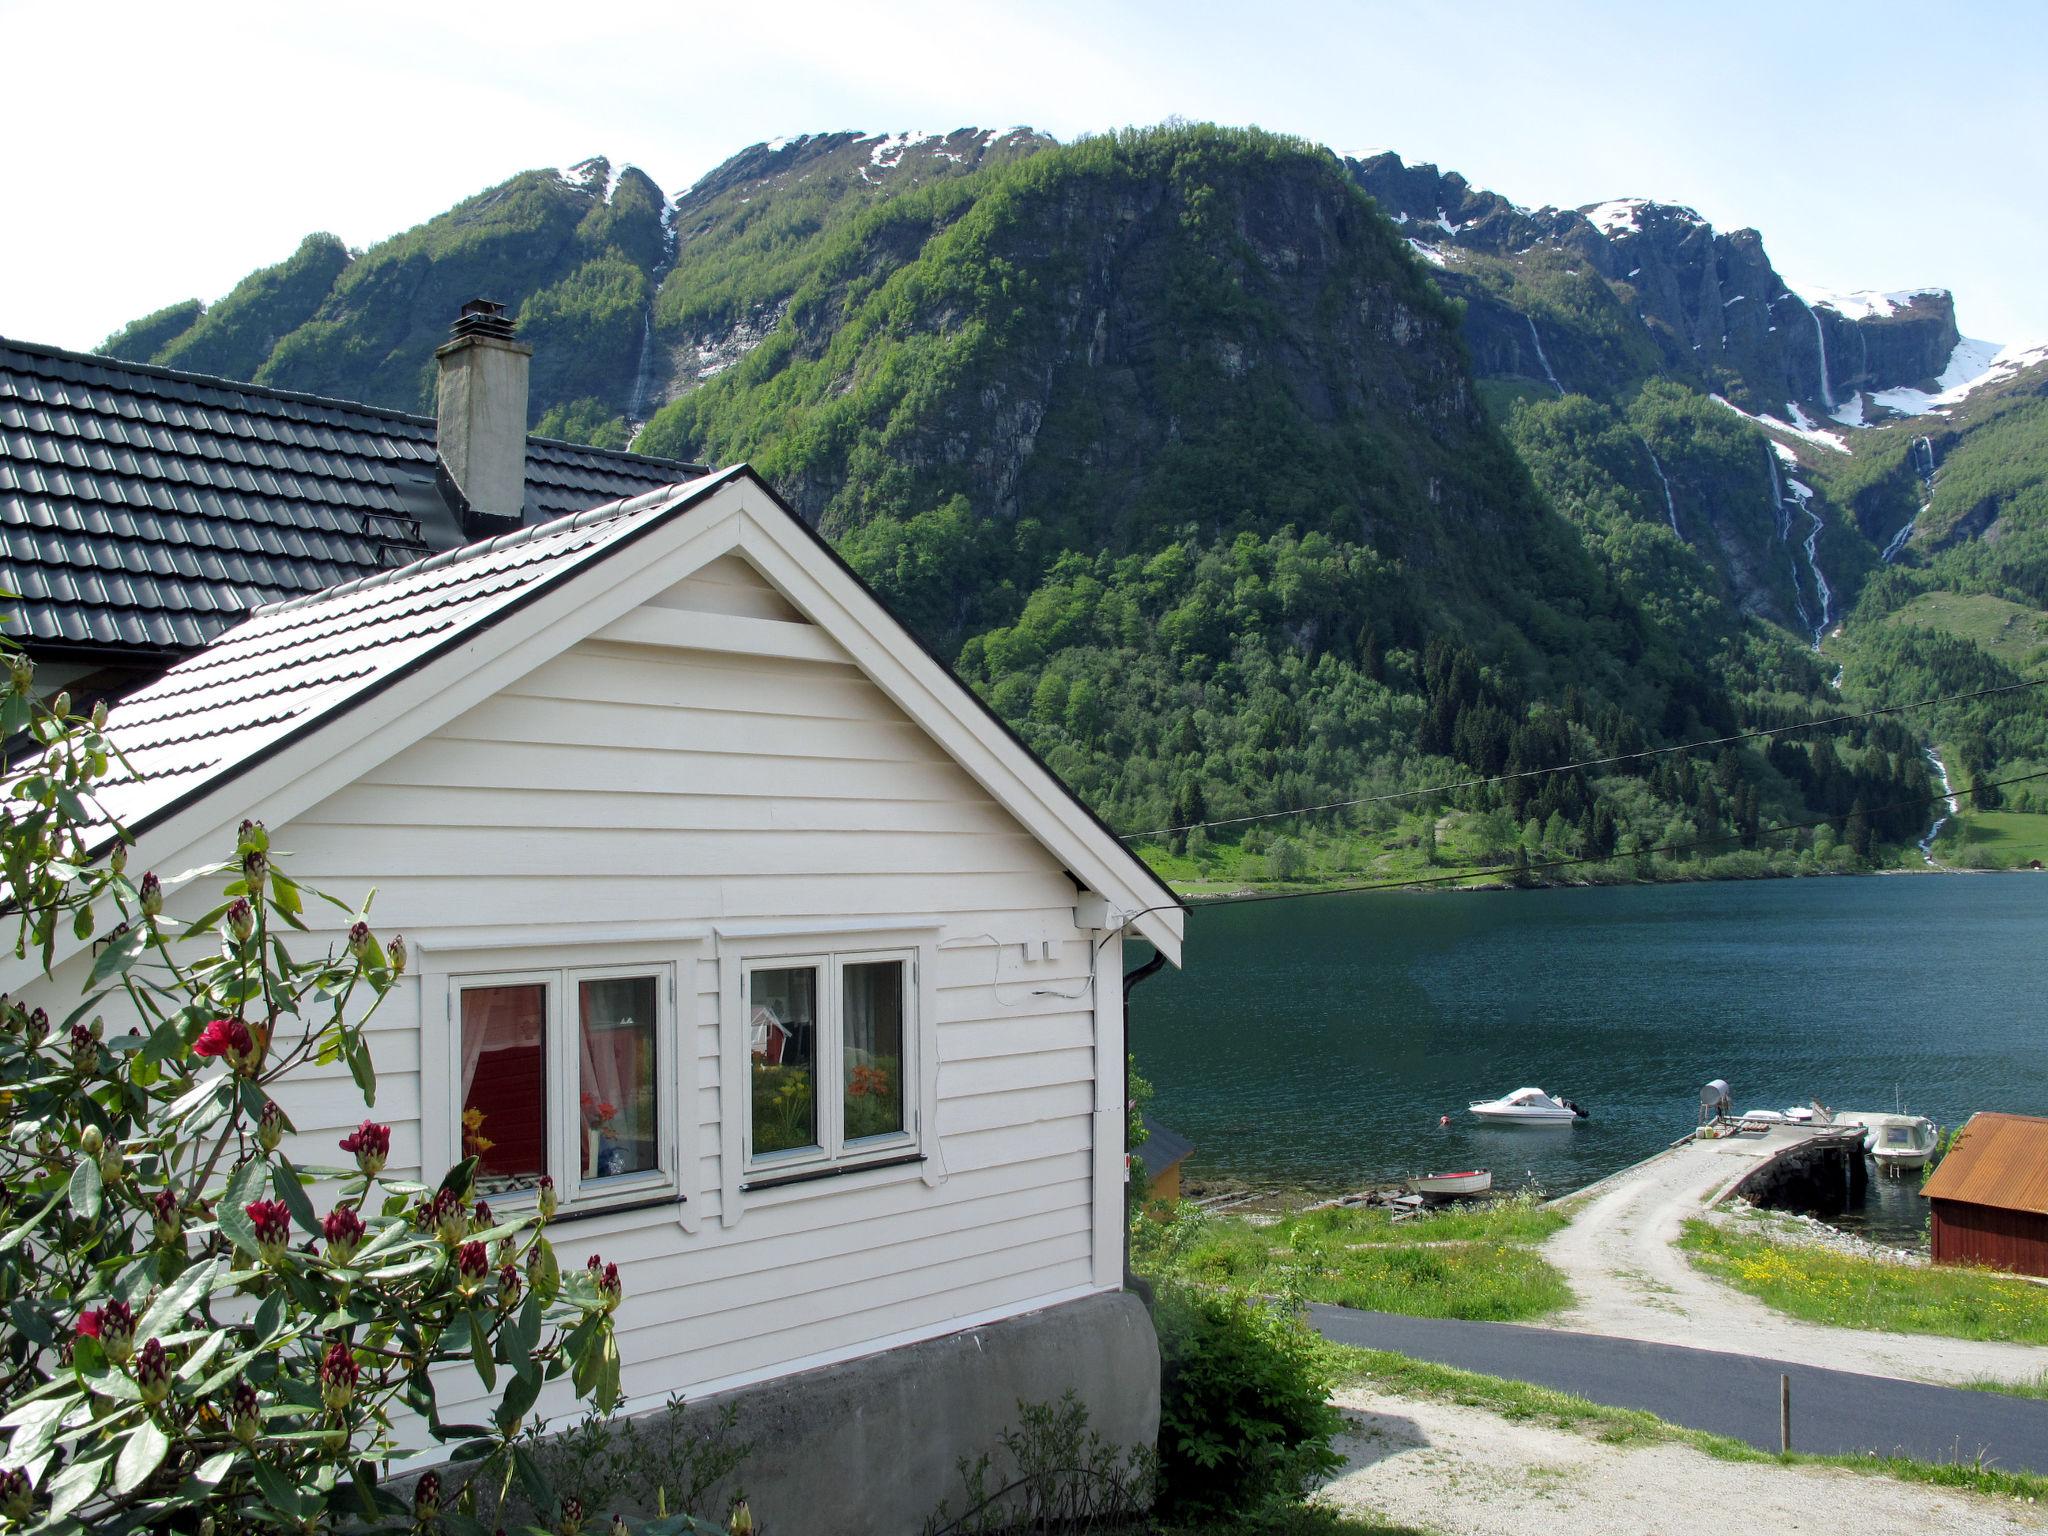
[[718, 925, 941, 1223], [429, 950, 685, 1218]]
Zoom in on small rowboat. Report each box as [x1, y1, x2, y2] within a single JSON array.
[[1410, 1169, 1492, 1198]]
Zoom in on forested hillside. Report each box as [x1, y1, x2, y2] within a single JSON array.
[[89, 123, 2048, 881]]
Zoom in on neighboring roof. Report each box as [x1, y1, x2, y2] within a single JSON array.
[[1138, 1115, 1195, 1172], [1922, 1112, 2048, 1217], [0, 337, 703, 658], [56, 464, 1182, 959]]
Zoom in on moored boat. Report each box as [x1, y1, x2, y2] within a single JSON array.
[[1468, 1087, 1586, 1125], [1411, 1168, 1493, 1198], [1835, 1112, 1940, 1172]]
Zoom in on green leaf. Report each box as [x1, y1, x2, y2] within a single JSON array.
[[251, 1458, 315, 1518], [507, 1290, 543, 1362], [272, 1160, 320, 1237], [269, 869, 304, 918], [68, 1157, 102, 1221], [139, 1257, 223, 1340], [0, 1185, 64, 1254], [193, 1448, 239, 1486], [511, 1446, 554, 1515], [469, 1312, 496, 1393], [86, 924, 148, 986], [45, 1447, 109, 1518], [111, 1415, 169, 1495], [495, 1366, 541, 1434]]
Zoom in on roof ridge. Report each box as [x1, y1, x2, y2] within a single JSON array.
[[251, 466, 742, 619], [0, 334, 703, 475]]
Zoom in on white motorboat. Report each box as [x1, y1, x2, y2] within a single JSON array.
[[1410, 1169, 1493, 1199], [1468, 1087, 1586, 1125], [1834, 1112, 1940, 1172]]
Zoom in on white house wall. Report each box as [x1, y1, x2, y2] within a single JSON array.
[[24, 558, 1127, 1421]]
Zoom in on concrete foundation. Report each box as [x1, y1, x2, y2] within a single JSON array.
[[542, 1290, 1160, 1535]]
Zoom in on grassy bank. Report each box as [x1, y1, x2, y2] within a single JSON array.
[[1138, 1195, 1572, 1322], [1679, 1218, 2048, 1343], [1331, 1345, 2048, 1505]]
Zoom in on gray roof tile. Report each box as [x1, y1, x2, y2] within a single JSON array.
[[0, 338, 706, 660]]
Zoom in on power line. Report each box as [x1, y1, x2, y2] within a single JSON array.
[[1190, 766, 2048, 909], [1120, 676, 2048, 841]]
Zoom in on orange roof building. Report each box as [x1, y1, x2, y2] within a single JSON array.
[[1922, 1112, 2048, 1275]]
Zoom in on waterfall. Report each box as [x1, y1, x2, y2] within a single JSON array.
[[1641, 438, 1680, 536], [1918, 747, 1961, 864], [1885, 435, 1937, 564], [627, 311, 663, 430], [1526, 315, 1564, 395], [1807, 302, 1835, 410], [1764, 443, 1831, 647]]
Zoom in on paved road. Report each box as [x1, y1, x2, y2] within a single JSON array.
[[1311, 1305, 2048, 1475]]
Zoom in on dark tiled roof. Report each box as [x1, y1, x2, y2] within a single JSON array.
[[87, 468, 742, 843], [0, 338, 703, 658], [1138, 1114, 1195, 1171]]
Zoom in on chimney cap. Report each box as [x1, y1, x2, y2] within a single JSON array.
[[450, 298, 517, 342]]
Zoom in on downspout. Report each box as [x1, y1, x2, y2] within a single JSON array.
[[1121, 946, 1170, 1299]]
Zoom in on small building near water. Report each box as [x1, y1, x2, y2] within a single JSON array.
[[1921, 1112, 2048, 1276], [1137, 1115, 1196, 1207]]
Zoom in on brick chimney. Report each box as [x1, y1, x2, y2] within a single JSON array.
[[435, 299, 531, 530]]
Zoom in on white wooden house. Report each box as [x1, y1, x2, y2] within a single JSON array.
[[3, 464, 1183, 1520]]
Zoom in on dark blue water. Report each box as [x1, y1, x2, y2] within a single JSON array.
[[1130, 876, 2046, 1239]]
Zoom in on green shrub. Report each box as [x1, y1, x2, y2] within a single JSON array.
[[1152, 1283, 1344, 1520]]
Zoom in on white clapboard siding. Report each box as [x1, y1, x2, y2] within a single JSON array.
[[16, 549, 1127, 1409]]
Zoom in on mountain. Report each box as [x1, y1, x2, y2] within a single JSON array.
[[88, 124, 2048, 878]]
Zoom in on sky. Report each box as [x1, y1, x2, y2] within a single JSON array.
[[4, 0, 2043, 351]]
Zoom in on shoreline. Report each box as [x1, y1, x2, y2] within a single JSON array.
[[1172, 859, 2039, 904]]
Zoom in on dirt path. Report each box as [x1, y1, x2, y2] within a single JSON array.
[[1540, 1131, 2047, 1386], [1318, 1386, 2047, 1536]]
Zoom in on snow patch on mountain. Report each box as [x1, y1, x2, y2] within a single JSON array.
[[1713, 394, 1852, 454], [1583, 199, 1706, 238], [1808, 287, 1948, 321], [1869, 337, 2048, 416], [1407, 240, 1449, 268]]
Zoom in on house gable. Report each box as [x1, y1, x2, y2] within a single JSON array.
[[3, 468, 1179, 994]]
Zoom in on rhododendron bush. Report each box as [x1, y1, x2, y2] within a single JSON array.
[[0, 668, 716, 1533]]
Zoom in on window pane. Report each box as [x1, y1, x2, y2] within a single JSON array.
[[749, 966, 818, 1157], [461, 983, 547, 1195], [580, 976, 659, 1181], [843, 960, 906, 1142]]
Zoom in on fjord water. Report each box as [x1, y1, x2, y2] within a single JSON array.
[[1130, 877, 2044, 1237]]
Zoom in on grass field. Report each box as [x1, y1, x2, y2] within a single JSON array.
[[1679, 1219, 2048, 1343], [1935, 809, 2048, 868], [1140, 1196, 1573, 1323], [1332, 1345, 2048, 1504], [1882, 591, 2048, 675]]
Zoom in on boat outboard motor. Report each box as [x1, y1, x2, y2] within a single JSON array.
[[1562, 1098, 1589, 1119]]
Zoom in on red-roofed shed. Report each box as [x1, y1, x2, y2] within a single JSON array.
[[1921, 1112, 2048, 1276]]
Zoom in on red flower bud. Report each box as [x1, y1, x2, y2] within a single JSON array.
[[134, 1337, 171, 1405], [323, 1205, 365, 1266], [428, 1188, 467, 1248], [456, 1240, 489, 1292], [25, 1007, 47, 1046], [387, 933, 408, 976], [414, 1471, 442, 1519], [0, 1466, 31, 1520], [346, 920, 373, 960], [338, 1119, 390, 1177], [151, 1189, 181, 1246], [498, 1261, 523, 1309], [228, 1379, 260, 1444], [193, 1017, 261, 1074], [87, 1299, 135, 1363], [256, 1099, 285, 1152], [68, 1024, 96, 1072], [318, 1340, 357, 1413], [246, 1198, 292, 1266], [138, 871, 162, 918], [224, 897, 255, 943], [536, 1173, 558, 1222]]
